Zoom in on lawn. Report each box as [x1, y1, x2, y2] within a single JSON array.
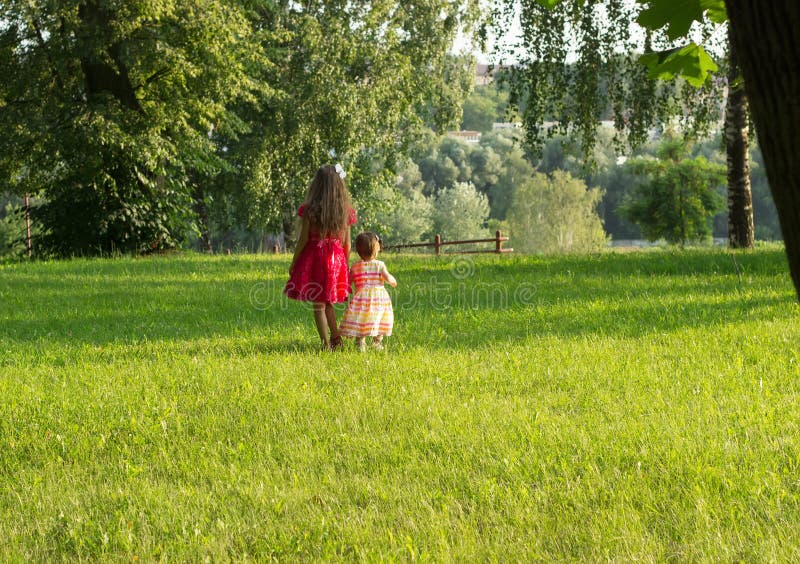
[[1, 247, 798, 560]]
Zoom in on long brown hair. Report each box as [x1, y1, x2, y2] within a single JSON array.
[[302, 164, 352, 236]]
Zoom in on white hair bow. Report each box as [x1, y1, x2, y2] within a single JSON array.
[[334, 163, 346, 179]]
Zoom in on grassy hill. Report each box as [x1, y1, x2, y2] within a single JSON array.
[[1, 247, 798, 559]]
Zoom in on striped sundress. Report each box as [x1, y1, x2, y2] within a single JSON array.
[[339, 260, 394, 337]]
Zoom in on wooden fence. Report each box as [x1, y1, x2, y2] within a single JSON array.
[[384, 230, 513, 255]]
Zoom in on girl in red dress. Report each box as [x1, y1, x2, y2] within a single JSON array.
[[285, 164, 357, 350]]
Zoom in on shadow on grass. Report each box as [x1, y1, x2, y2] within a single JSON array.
[[0, 250, 796, 354]]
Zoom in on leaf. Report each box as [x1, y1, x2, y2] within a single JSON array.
[[535, 0, 565, 8], [637, 0, 728, 37], [639, 42, 719, 87], [636, 0, 705, 40], [699, 0, 728, 23]]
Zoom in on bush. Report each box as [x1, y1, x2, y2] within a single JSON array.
[[0, 194, 34, 258], [433, 182, 491, 241], [508, 171, 607, 254], [376, 188, 434, 245]]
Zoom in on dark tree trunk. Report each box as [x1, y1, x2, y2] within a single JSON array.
[[724, 28, 754, 249], [78, 1, 141, 112], [725, 0, 800, 300]]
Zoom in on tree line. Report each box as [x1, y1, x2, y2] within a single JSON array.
[[0, 0, 479, 255], [2, 0, 799, 300]]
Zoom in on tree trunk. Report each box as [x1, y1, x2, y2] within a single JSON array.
[[725, 0, 800, 300], [78, 1, 141, 112], [724, 28, 754, 249]]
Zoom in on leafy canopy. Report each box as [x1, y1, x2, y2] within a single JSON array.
[[0, 0, 480, 255], [528, 0, 728, 86], [494, 0, 725, 160]]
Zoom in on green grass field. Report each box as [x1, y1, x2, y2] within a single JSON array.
[[1, 247, 799, 560]]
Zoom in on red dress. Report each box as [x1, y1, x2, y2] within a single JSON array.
[[284, 204, 357, 303]]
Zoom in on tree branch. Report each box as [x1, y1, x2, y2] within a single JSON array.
[[29, 17, 66, 91], [136, 67, 171, 90]]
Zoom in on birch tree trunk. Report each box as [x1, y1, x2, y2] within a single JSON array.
[[724, 28, 754, 249], [725, 0, 800, 299]]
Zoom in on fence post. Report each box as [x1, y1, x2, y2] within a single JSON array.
[[435, 234, 441, 256], [495, 230, 502, 253], [25, 192, 32, 258]]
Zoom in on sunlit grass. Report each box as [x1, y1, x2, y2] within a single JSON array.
[[1, 246, 798, 560]]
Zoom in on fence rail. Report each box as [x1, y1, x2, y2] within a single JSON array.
[[384, 230, 513, 255]]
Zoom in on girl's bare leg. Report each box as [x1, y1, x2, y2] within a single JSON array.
[[355, 337, 366, 352], [372, 336, 384, 350], [313, 303, 329, 349], [325, 303, 340, 341]]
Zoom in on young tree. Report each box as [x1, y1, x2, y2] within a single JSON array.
[[378, 189, 435, 245], [433, 182, 491, 241], [622, 139, 726, 245], [509, 170, 607, 254]]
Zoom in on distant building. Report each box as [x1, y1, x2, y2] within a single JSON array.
[[447, 130, 482, 143], [475, 63, 494, 86], [475, 63, 512, 86], [492, 122, 523, 130]]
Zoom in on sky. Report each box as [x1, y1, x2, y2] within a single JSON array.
[[453, 8, 524, 65]]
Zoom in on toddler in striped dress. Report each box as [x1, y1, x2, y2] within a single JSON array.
[[339, 232, 397, 351]]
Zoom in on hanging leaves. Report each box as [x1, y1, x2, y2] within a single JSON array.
[[494, 0, 726, 160]]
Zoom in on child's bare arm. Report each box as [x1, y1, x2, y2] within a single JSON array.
[[381, 264, 397, 287], [343, 225, 351, 258], [289, 218, 310, 274]]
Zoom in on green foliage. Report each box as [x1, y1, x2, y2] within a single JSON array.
[[378, 188, 435, 245], [1, 250, 798, 558], [522, 0, 728, 91], [749, 147, 782, 241], [0, 195, 27, 257], [480, 130, 538, 220], [622, 139, 726, 244], [508, 170, 607, 254], [494, 0, 726, 158], [639, 42, 719, 87], [0, 1, 480, 255], [394, 125, 776, 246], [461, 83, 515, 132], [412, 130, 534, 222], [637, 0, 727, 40], [375, 160, 435, 244], [433, 182, 491, 240], [0, 0, 268, 255], [209, 2, 480, 242]]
